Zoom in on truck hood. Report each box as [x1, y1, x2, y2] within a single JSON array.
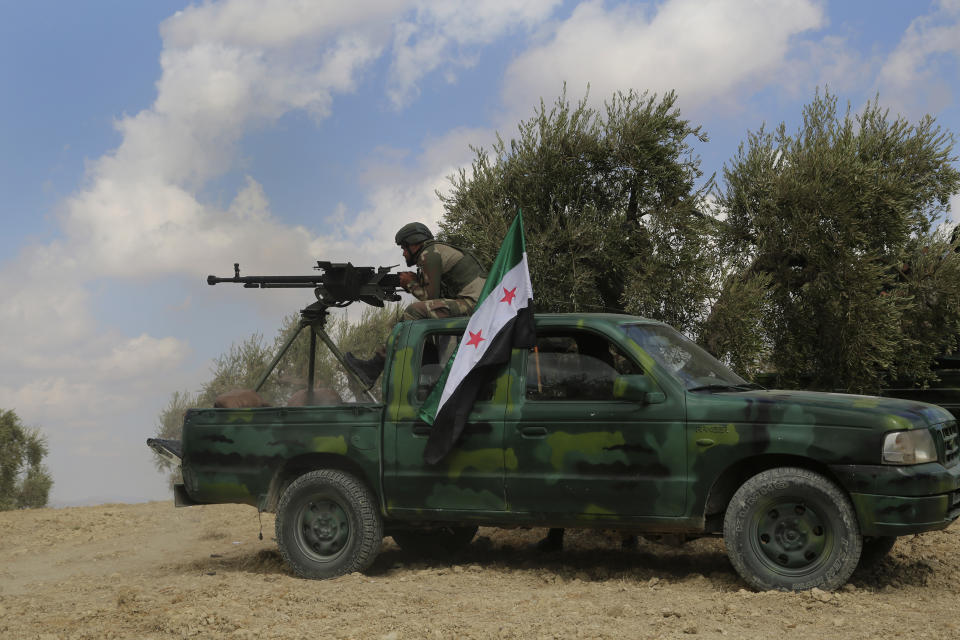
[[688, 388, 954, 432]]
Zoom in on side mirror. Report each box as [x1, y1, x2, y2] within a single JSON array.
[[614, 375, 666, 405]]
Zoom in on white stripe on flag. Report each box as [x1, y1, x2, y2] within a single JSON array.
[[436, 253, 533, 410]]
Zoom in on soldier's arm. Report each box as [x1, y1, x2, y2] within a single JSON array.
[[407, 249, 443, 300], [397, 271, 416, 288]]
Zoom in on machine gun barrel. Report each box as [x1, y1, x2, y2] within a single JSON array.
[[206, 274, 321, 288], [207, 261, 403, 307]]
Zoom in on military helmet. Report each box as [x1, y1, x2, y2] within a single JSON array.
[[395, 222, 433, 246]]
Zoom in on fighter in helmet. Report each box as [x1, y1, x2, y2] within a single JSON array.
[[345, 222, 487, 386]]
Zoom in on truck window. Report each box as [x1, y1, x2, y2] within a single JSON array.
[[526, 332, 642, 401], [413, 332, 498, 403], [622, 323, 746, 390]]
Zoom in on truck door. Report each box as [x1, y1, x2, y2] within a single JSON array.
[[384, 325, 508, 514], [503, 328, 687, 518]]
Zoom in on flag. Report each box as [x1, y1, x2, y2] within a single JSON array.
[[420, 212, 535, 464]]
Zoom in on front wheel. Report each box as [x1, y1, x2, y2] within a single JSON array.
[[723, 467, 861, 591], [275, 469, 383, 579]]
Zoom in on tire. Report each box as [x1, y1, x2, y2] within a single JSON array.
[[723, 467, 862, 591], [391, 525, 478, 556], [856, 535, 897, 571], [275, 469, 383, 579]]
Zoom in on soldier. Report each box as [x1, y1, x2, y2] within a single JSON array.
[[345, 222, 487, 386]]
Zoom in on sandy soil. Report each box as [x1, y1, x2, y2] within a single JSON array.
[[1, 501, 959, 640]]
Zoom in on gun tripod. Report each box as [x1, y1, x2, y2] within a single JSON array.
[[252, 300, 377, 403]]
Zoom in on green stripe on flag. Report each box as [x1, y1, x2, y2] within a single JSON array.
[[474, 213, 527, 307]]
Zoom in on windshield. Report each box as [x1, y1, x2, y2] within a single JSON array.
[[621, 323, 751, 391]]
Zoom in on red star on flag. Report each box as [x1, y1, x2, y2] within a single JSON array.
[[500, 286, 517, 304], [466, 329, 485, 348]]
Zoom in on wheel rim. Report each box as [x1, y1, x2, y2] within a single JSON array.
[[750, 497, 831, 575], [294, 498, 350, 562]]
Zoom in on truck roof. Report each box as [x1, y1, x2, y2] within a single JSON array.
[[404, 312, 661, 330]]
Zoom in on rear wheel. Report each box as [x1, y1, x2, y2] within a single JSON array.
[[275, 469, 382, 579], [391, 525, 478, 556], [723, 467, 861, 591]]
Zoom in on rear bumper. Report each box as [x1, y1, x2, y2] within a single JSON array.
[[830, 462, 960, 536]]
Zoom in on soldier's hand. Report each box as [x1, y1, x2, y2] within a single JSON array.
[[397, 271, 416, 288]]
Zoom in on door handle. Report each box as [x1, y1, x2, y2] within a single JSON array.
[[518, 426, 548, 438]]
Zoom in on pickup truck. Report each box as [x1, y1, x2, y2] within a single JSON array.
[[149, 313, 960, 591]]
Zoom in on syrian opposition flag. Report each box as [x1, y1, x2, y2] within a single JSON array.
[[420, 212, 535, 464]]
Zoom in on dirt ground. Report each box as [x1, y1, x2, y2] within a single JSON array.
[[1, 502, 959, 640]]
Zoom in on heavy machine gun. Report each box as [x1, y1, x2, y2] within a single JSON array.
[[206, 261, 407, 402], [207, 261, 403, 307]]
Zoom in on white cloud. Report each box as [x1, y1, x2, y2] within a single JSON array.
[[878, 1, 960, 117], [501, 0, 825, 116], [45, 0, 559, 283], [161, 0, 407, 49], [0, 258, 94, 352], [96, 334, 190, 380], [60, 16, 387, 282], [0, 378, 132, 427], [779, 34, 875, 100], [387, 0, 562, 107], [312, 127, 494, 264]]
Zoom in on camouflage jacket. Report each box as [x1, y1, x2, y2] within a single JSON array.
[[405, 241, 486, 303]]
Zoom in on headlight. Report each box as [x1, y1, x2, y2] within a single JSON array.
[[882, 429, 937, 465]]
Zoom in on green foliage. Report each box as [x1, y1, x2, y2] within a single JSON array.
[[892, 232, 960, 384], [700, 271, 775, 379], [439, 88, 721, 335], [197, 332, 277, 406], [713, 90, 960, 391], [332, 305, 404, 367], [270, 305, 403, 403], [0, 408, 53, 510], [154, 390, 198, 473]]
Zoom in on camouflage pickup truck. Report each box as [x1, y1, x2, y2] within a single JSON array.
[[149, 313, 960, 591]]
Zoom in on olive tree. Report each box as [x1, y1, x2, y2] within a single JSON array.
[[0, 408, 53, 510], [439, 88, 722, 336], [708, 91, 960, 391]]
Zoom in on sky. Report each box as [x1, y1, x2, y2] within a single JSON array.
[[3, 0, 960, 506]]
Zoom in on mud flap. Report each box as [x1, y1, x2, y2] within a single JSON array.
[[173, 483, 200, 507]]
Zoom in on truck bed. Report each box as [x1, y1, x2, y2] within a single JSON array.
[[178, 404, 384, 510]]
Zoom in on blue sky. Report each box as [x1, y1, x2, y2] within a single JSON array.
[[2, 0, 960, 506]]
